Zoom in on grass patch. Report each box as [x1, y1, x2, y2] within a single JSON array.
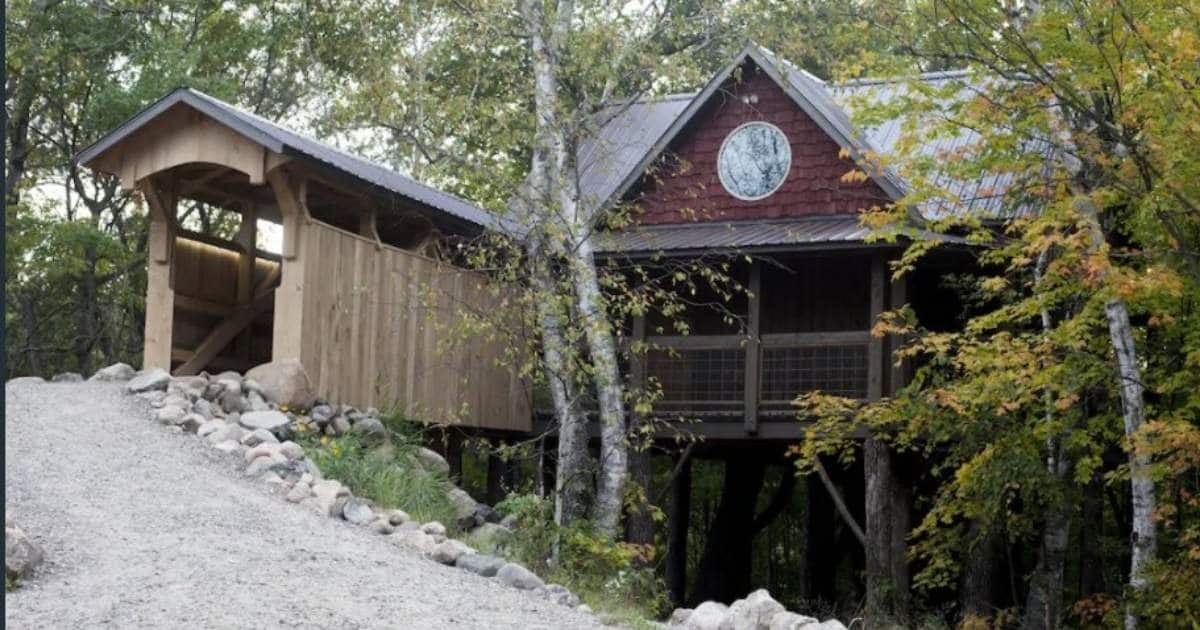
[[295, 410, 461, 532], [495, 493, 667, 623], [6, 575, 17, 592]]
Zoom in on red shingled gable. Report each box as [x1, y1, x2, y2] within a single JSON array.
[[631, 61, 891, 225]]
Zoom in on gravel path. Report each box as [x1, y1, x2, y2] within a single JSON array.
[[5, 379, 608, 629]]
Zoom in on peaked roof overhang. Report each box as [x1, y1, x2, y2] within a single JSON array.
[[594, 42, 910, 218], [76, 87, 513, 235]]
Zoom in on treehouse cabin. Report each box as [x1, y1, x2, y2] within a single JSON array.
[[76, 89, 530, 432], [571, 44, 990, 442]]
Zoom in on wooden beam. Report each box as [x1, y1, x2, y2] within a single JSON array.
[[888, 267, 908, 394], [867, 254, 886, 401], [266, 170, 308, 260], [173, 294, 233, 318], [173, 290, 275, 376], [235, 206, 258, 361], [744, 261, 762, 435], [170, 348, 252, 373]]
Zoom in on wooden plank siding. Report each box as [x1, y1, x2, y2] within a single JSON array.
[[292, 219, 531, 432]]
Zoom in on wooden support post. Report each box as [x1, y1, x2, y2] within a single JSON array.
[[887, 270, 908, 394], [445, 431, 464, 483], [666, 451, 692, 609], [235, 206, 257, 361], [744, 260, 762, 434], [486, 444, 505, 505], [267, 170, 308, 361], [626, 447, 655, 550], [141, 179, 178, 371], [867, 254, 885, 402]]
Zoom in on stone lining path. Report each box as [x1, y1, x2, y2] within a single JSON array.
[[4, 379, 607, 629]]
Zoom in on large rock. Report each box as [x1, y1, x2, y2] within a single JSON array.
[[5, 524, 44, 579], [391, 528, 437, 553], [728, 589, 786, 630], [90, 362, 136, 381], [126, 368, 170, 393], [468, 522, 513, 552], [767, 612, 820, 630], [414, 447, 450, 476], [342, 498, 375, 525], [219, 389, 247, 414], [244, 360, 315, 409], [539, 584, 580, 608], [684, 602, 731, 630], [430, 539, 473, 565], [448, 487, 485, 530], [495, 563, 544, 590], [155, 405, 187, 426], [239, 428, 277, 447], [51, 372, 83, 383], [455, 553, 506, 577], [238, 410, 291, 433], [349, 417, 388, 446], [311, 480, 348, 516], [310, 404, 336, 425]]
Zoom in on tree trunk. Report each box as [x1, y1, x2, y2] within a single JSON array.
[[1075, 197, 1156, 630], [689, 455, 768, 604], [864, 438, 909, 623], [1021, 444, 1071, 630], [626, 446, 655, 551], [666, 453, 692, 609], [961, 521, 1003, 621], [74, 239, 99, 375]]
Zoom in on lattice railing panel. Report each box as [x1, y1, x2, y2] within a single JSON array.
[[647, 348, 745, 404], [761, 344, 868, 401]]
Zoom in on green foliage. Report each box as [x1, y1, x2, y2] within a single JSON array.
[[495, 493, 667, 622], [296, 415, 460, 531]]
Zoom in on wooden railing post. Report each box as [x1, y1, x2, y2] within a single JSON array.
[[888, 268, 908, 394], [744, 261, 762, 434]]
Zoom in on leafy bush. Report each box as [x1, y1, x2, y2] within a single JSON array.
[[495, 493, 666, 621], [296, 416, 460, 531]]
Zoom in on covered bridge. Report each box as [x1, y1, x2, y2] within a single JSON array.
[[76, 88, 529, 432]]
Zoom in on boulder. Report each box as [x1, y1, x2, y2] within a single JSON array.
[[448, 487, 485, 530], [179, 413, 205, 433], [330, 416, 351, 435], [239, 410, 290, 433], [386, 509, 410, 526], [430, 539, 473, 565], [808, 622, 847, 630], [197, 419, 227, 438], [90, 362, 135, 381], [127, 368, 170, 393], [669, 609, 694, 626], [311, 480, 347, 516], [192, 398, 214, 421], [767, 612, 820, 630], [286, 481, 312, 503], [684, 602, 731, 630], [5, 524, 44, 579], [155, 405, 187, 425], [310, 404, 336, 425], [391, 529, 437, 553], [728, 589, 786, 630], [540, 584, 580, 608], [414, 447, 450, 476], [219, 389, 247, 414], [468, 522, 513, 552], [420, 521, 447, 538], [239, 428, 277, 447], [342, 498, 375, 525], [349, 417, 388, 445], [278, 441, 306, 461], [495, 563, 545, 590], [455, 553, 506, 577], [246, 391, 270, 412], [245, 456, 278, 477], [244, 442, 282, 463], [213, 440, 241, 454], [369, 518, 395, 535], [244, 360, 315, 408], [51, 372, 83, 382], [207, 423, 246, 445]]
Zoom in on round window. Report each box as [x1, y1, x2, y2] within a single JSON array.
[[717, 121, 791, 201]]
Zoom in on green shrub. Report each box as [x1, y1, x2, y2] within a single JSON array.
[[296, 423, 460, 531], [495, 493, 667, 621]]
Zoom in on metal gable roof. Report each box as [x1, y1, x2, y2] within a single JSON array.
[[76, 88, 509, 232]]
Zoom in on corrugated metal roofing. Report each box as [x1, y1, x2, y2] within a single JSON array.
[[594, 215, 949, 254], [76, 88, 512, 233], [581, 44, 1040, 229]]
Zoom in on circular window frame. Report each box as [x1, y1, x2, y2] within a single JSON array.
[[717, 121, 792, 202]]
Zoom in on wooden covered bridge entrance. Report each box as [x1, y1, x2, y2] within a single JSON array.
[[77, 88, 529, 432]]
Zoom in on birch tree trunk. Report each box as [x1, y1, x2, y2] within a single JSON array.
[[523, 0, 590, 526], [1075, 197, 1156, 630]]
